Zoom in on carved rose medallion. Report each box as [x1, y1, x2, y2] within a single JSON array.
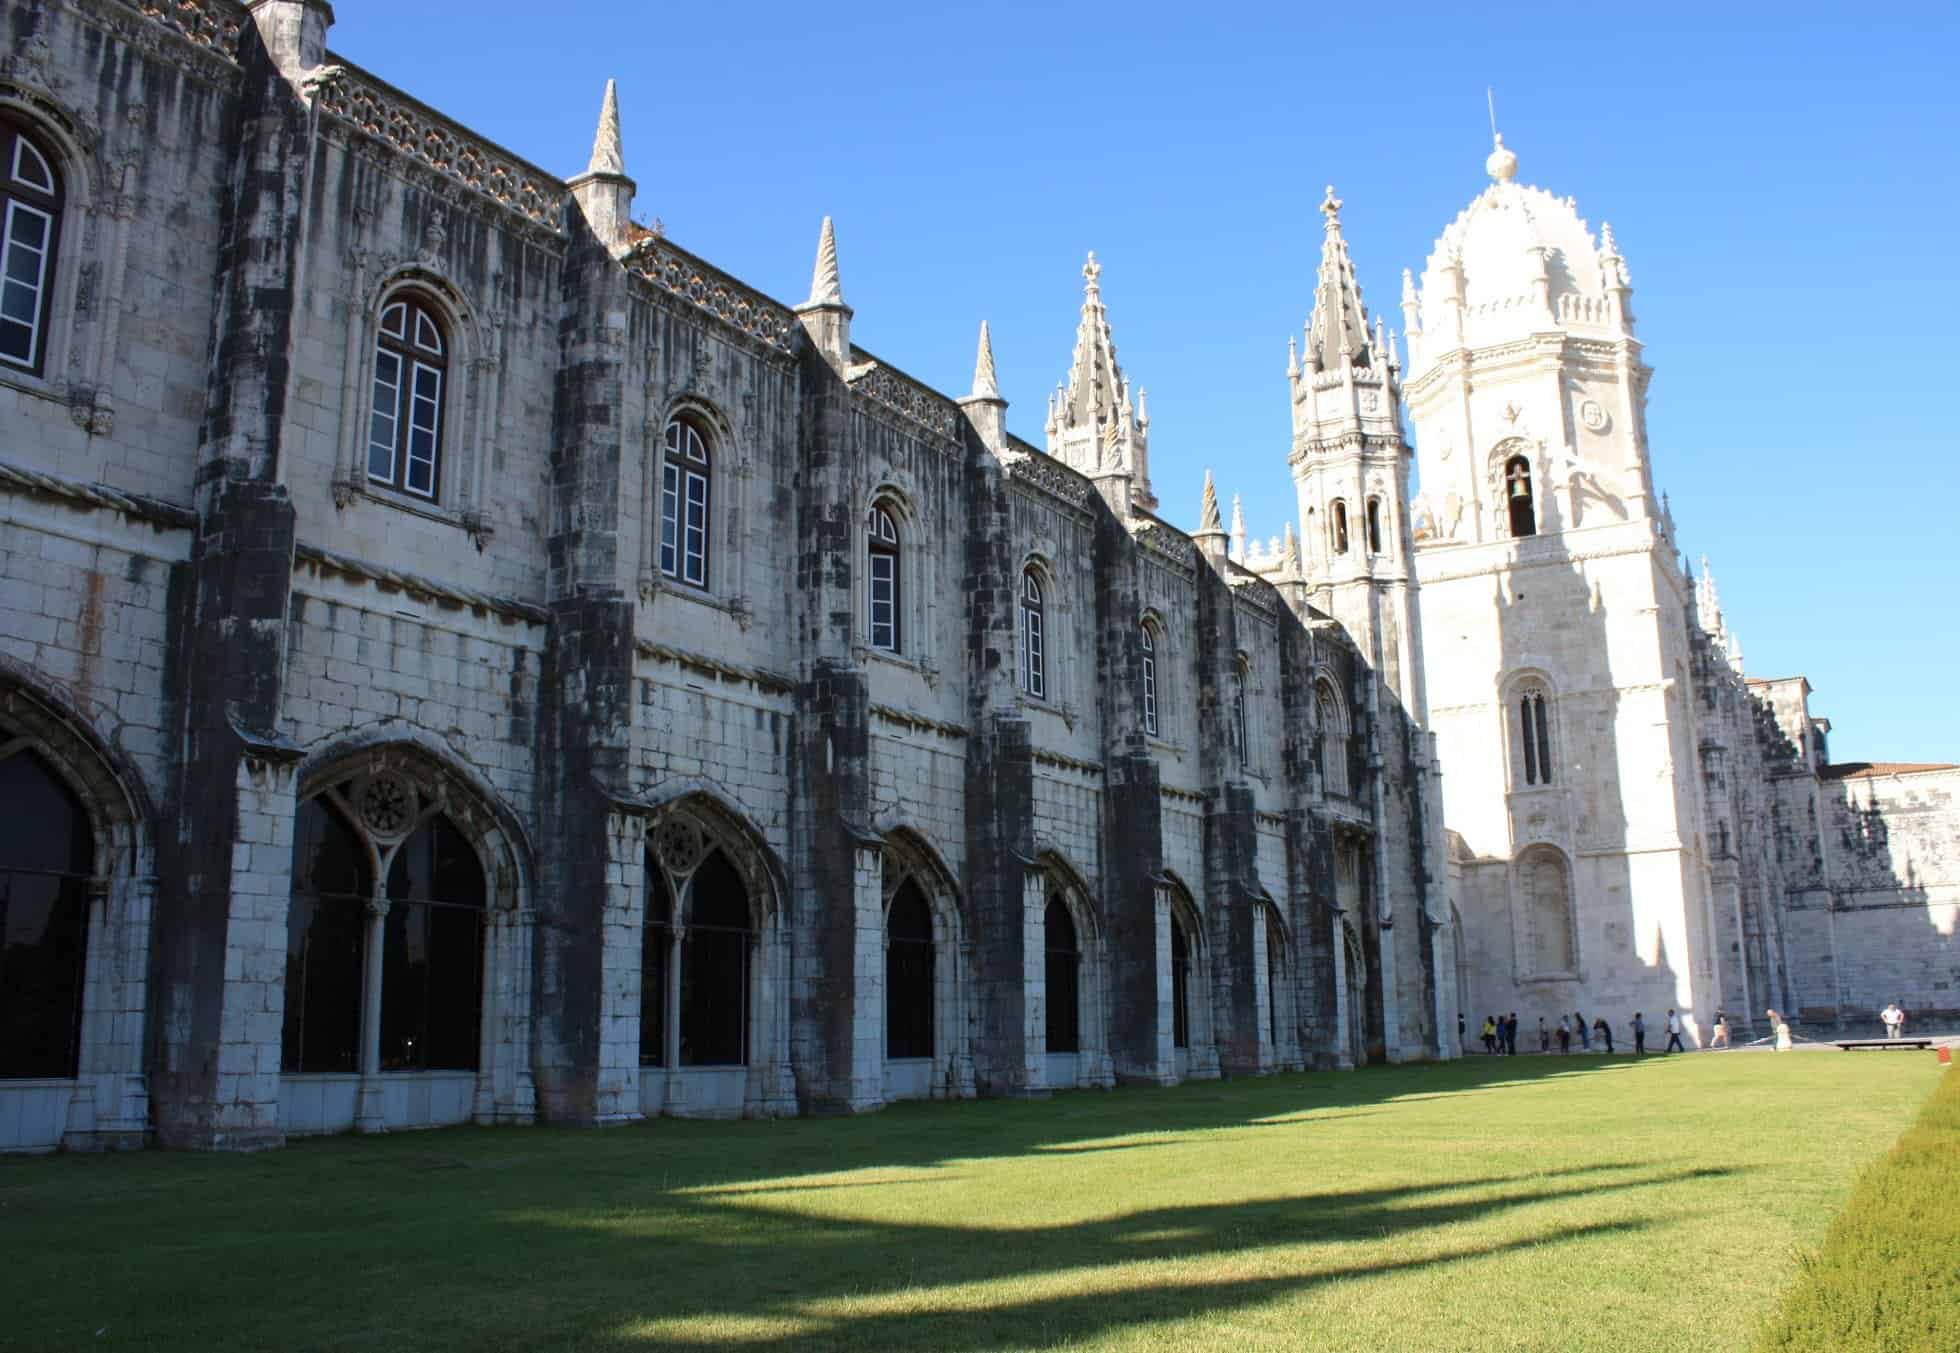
[[1579, 399, 1609, 432], [654, 817, 706, 875], [357, 772, 417, 840]]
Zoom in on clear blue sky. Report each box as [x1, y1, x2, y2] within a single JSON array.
[[335, 2, 1959, 763]]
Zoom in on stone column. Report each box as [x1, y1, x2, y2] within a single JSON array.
[[354, 897, 389, 1133]]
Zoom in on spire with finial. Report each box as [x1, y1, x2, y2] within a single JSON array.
[[1305, 184, 1372, 370], [1199, 470, 1223, 535], [1050, 249, 1154, 511], [1230, 494, 1247, 562], [1280, 521, 1300, 575], [971, 320, 1000, 401], [1486, 131, 1519, 183], [808, 216, 843, 307], [588, 78, 625, 177], [1287, 333, 1299, 380]]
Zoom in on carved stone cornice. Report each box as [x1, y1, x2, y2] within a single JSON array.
[[848, 359, 961, 445], [1132, 518, 1198, 573], [313, 59, 566, 240], [999, 450, 1094, 511], [633, 640, 794, 696], [0, 455, 195, 528], [870, 704, 968, 741], [625, 238, 800, 358]]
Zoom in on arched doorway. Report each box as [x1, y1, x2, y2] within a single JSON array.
[[878, 829, 971, 1102], [1343, 920, 1368, 1069]]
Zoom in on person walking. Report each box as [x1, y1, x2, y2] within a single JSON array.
[[1506, 1013, 1520, 1056], [1881, 1002, 1904, 1040], [1632, 1011, 1646, 1056], [1575, 1011, 1591, 1051], [1593, 1016, 1614, 1054], [1459, 1012, 1467, 1051], [1481, 1015, 1498, 1055], [1538, 1017, 1551, 1053], [1709, 1011, 1730, 1049], [1664, 1008, 1685, 1053], [1557, 1016, 1571, 1054]]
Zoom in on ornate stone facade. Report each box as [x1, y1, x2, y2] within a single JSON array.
[[0, 3, 1944, 1155], [0, 0, 1446, 1153]]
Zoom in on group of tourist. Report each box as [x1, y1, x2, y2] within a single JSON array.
[[1469, 1001, 1914, 1056]]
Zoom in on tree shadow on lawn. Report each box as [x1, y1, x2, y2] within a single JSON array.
[[553, 1164, 1720, 1350]]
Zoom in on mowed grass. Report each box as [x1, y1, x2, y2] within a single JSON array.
[[0, 1053, 1946, 1352]]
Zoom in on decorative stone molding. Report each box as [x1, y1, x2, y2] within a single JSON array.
[[1133, 519, 1198, 571], [869, 704, 968, 741], [293, 543, 549, 626], [134, 0, 243, 59], [1031, 748, 1103, 777], [313, 62, 565, 236], [0, 456, 195, 529], [625, 238, 800, 356], [633, 640, 793, 696]]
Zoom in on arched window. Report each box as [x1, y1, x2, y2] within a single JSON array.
[[282, 794, 486, 1074], [867, 504, 901, 653], [1520, 846, 1576, 975], [1366, 497, 1384, 555], [680, 850, 751, 1066], [639, 861, 673, 1067], [1020, 569, 1046, 699], [1316, 678, 1350, 798], [1505, 455, 1536, 538], [1515, 683, 1554, 786], [1170, 912, 1192, 1050], [1331, 499, 1350, 555], [1231, 662, 1250, 768], [1045, 895, 1080, 1054], [1139, 621, 1160, 737], [661, 417, 712, 588], [0, 748, 93, 1078], [886, 880, 934, 1059], [0, 119, 62, 374], [368, 295, 448, 499]]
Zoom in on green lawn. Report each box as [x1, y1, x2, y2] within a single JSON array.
[[1, 1054, 1946, 1352]]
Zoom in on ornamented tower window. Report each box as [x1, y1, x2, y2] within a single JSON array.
[[661, 417, 713, 588], [1366, 497, 1384, 555], [1515, 683, 1554, 786], [1316, 678, 1350, 797], [1139, 621, 1160, 736], [0, 120, 60, 374], [867, 504, 901, 653], [368, 297, 447, 499], [1020, 569, 1046, 699], [1505, 455, 1536, 538], [1331, 499, 1350, 555], [1231, 661, 1250, 768]]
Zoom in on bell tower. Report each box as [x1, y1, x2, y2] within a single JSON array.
[[1289, 187, 1423, 712]]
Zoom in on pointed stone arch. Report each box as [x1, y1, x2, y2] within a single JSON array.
[[288, 735, 533, 1133], [1036, 848, 1114, 1090], [1156, 870, 1220, 1081], [879, 824, 974, 1101], [0, 665, 155, 1150], [640, 786, 792, 1118]]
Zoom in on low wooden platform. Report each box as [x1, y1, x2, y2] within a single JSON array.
[[1832, 1038, 1933, 1051]]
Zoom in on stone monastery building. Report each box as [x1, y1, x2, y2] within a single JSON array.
[[1, 0, 1953, 1152]]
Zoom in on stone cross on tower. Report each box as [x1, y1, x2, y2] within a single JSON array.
[[1047, 252, 1155, 517]]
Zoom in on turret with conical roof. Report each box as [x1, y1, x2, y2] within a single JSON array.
[[794, 215, 852, 367], [1047, 252, 1155, 517]]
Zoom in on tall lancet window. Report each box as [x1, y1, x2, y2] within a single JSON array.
[[1139, 621, 1160, 737], [661, 417, 712, 588], [867, 503, 901, 653], [1505, 455, 1536, 538], [0, 119, 62, 374], [1515, 683, 1554, 787], [1020, 570, 1046, 699], [1366, 497, 1384, 555], [1331, 500, 1350, 555], [1231, 662, 1250, 768]]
